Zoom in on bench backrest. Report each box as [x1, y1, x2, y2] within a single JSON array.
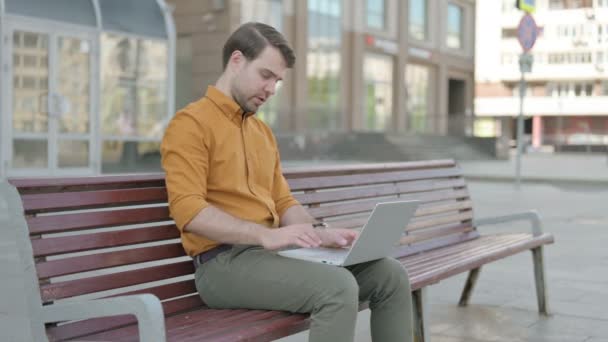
[[8, 159, 474, 341]]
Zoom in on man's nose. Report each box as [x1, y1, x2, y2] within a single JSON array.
[[264, 80, 276, 95]]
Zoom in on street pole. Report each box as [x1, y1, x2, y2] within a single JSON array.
[[514, 11, 537, 188], [515, 53, 532, 189], [515, 56, 526, 188]]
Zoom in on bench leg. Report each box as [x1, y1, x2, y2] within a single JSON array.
[[458, 267, 481, 307], [412, 288, 429, 342], [532, 246, 549, 315]]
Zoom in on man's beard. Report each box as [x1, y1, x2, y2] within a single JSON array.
[[231, 85, 256, 114]]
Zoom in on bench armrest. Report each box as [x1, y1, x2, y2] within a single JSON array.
[[474, 210, 543, 236], [40, 294, 165, 342]]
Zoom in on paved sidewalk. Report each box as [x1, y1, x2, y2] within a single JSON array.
[[281, 178, 608, 342], [460, 152, 608, 185]]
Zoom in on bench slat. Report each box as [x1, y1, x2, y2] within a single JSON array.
[[40, 260, 193, 302], [394, 231, 480, 258], [406, 211, 473, 232], [36, 243, 186, 278], [9, 174, 165, 194], [309, 188, 469, 219], [293, 178, 466, 205], [405, 234, 531, 272], [31, 225, 180, 257], [283, 160, 456, 178], [47, 294, 205, 341], [27, 206, 171, 235], [414, 199, 472, 217], [172, 310, 292, 342], [401, 231, 506, 264], [76, 308, 254, 342], [407, 233, 554, 290], [204, 314, 310, 342], [399, 223, 474, 245], [287, 167, 462, 191], [325, 200, 472, 233], [21, 187, 168, 214], [113, 280, 197, 302]]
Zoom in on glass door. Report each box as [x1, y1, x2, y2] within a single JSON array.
[[7, 22, 96, 177]]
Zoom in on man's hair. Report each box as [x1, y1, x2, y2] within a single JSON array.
[[222, 22, 295, 70]]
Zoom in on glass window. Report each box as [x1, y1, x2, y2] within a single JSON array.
[[549, 0, 564, 9], [58, 140, 89, 168], [308, 0, 342, 131], [366, 0, 386, 30], [101, 34, 168, 139], [102, 141, 161, 173], [57, 37, 90, 135], [12, 31, 49, 134], [406, 64, 430, 133], [12, 139, 47, 168], [409, 0, 427, 41], [241, 0, 284, 130], [100, 33, 168, 174], [363, 53, 393, 132], [446, 3, 463, 50], [241, 0, 283, 31]]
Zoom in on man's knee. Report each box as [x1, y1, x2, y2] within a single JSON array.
[[316, 268, 359, 311], [371, 257, 411, 290]]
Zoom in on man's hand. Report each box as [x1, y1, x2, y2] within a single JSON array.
[[259, 224, 323, 250], [317, 228, 359, 248], [259, 224, 359, 250]]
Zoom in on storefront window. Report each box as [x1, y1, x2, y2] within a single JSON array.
[[447, 3, 463, 49], [409, 0, 427, 41], [366, 0, 386, 30], [308, 0, 342, 131], [363, 53, 393, 131], [101, 34, 168, 172], [406, 64, 430, 133]]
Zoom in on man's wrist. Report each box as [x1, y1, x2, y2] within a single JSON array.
[[250, 223, 270, 246], [312, 222, 329, 229]]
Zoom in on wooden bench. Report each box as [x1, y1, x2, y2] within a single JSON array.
[[3, 159, 554, 342]]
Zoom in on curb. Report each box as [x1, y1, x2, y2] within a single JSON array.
[[463, 174, 608, 187]]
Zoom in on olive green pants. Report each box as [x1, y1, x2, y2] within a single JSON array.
[[195, 245, 414, 342]]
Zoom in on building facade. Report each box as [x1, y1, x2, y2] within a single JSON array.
[[0, 0, 175, 179], [0, 0, 476, 178], [169, 0, 476, 138], [475, 0, 608, 152]]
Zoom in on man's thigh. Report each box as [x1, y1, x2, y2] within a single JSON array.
[[195, 245, 356, 313]]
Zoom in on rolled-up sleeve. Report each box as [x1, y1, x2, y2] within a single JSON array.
[[271, 149, 300, 218], [161, 112, 210, 231]]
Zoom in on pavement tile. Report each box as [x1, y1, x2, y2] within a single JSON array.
[[527, 314, 608, 338], [428, 305, 541, 342]]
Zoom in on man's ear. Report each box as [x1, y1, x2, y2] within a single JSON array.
[[229, 50, 245, 71]]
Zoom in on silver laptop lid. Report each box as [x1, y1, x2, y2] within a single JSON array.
[[341, 200, 419, 266]]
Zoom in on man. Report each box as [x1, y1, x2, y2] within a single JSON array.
[[161, 22, 414, 342]]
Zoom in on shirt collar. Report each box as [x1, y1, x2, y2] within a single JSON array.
[[204, 86, 255, 126]]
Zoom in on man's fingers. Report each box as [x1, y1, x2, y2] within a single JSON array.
[[298, 233, 320, 248], [306, 231, 323, 245], [296, 236, 315, 248]]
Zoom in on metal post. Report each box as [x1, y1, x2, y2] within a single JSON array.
[[516, 57, 526, 188], [516, 53, 532, 188]]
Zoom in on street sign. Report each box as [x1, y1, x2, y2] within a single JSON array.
[[517, 13, 538, 52], [516, 0, 536, 14]]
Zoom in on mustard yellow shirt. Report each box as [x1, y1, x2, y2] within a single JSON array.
[[161, 86, 300, 256]]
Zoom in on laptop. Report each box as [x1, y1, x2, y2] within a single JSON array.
[[277, 200, 419, 267]]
